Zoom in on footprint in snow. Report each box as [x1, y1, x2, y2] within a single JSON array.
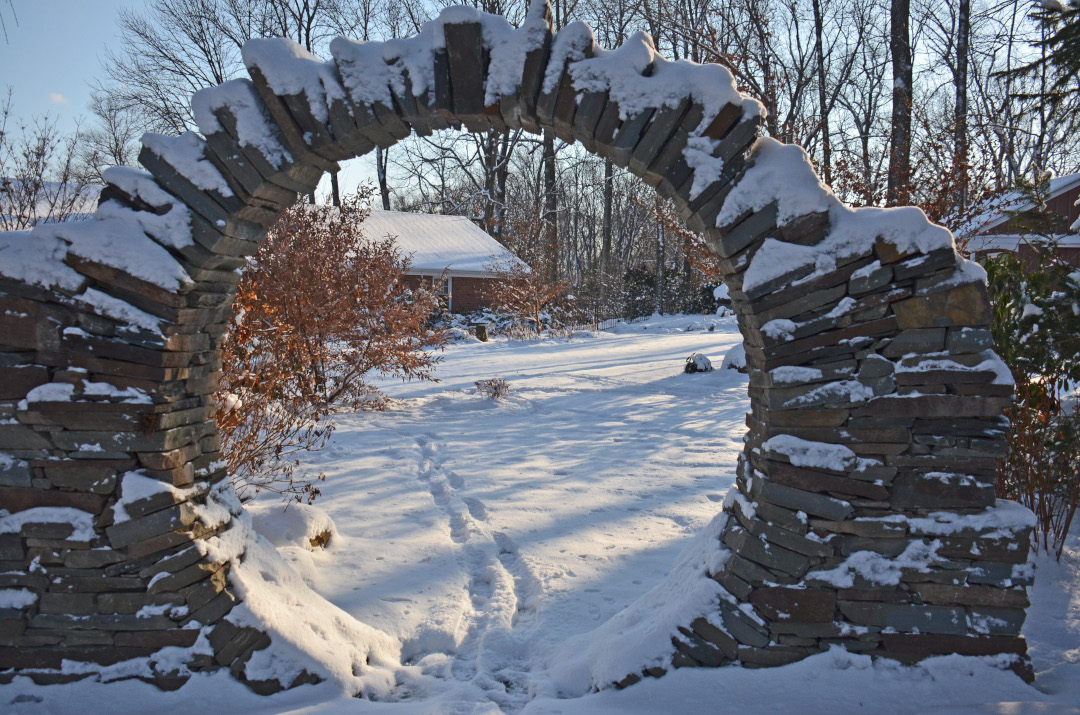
[[463, 497, 488, 521], [493, 531, 516, 555]]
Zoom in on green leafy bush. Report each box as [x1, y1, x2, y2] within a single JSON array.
[[984, 243, 1080, 558]]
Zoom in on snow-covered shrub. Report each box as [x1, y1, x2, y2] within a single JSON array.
[[721, 343, 747, 371], [684, 353, 714, 373], [217, 191, 448, 504], [475, 378, 510, 399], [984, 245, 1080, 559]]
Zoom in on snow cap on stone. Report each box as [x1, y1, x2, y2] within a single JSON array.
[[191, 79, 293, 170], [242, 36, 348, 124]]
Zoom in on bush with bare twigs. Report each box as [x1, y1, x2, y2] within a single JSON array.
[[483, 255, 578, 338], [475, 378, 510, 399], [216, 191, 448, 503]]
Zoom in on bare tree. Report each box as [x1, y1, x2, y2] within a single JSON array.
[[0, 91, 93, 230], [79, 91, 142, 182]]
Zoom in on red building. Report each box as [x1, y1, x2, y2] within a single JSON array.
[[964, 173, 1080, 268], [363, 210, 528, 314]]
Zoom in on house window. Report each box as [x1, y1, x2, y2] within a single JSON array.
[[435, 276, 451, 312]]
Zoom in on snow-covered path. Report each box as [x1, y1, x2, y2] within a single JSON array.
[[283, 314, 747, 709]]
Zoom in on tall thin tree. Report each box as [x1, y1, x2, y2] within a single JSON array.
[[887, 0, 913, 205]]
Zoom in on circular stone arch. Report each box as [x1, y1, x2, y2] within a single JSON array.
[[0, 0, 1034, 693]]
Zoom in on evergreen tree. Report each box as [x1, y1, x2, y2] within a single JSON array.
[[1008, 3, 1080, 108]]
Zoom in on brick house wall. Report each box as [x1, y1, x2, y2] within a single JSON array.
[[402, 274, 495, 313], [450, 277, 489, 313]]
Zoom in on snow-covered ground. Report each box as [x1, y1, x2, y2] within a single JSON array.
[[5, 314, 1079, 713]]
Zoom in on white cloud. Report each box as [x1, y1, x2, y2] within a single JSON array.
[[49, 93, 67, 104]]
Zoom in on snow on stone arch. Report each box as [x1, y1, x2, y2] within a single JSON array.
[[0, 0, 1033, 696]]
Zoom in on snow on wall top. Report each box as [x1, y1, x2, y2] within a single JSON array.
[[569, 31, 762, 123], [331, 33, 432, 107], [242, 37, 348, 124], [362, 210, 527, 276], [543, 22, 596, 94], [728, 138, 958, 294], [0, 168, 193, 336], [141, 132, 235, 197], [333, 4, 547, 112], [191, 79, 293, 170]]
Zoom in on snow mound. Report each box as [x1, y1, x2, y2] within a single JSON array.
[[195, 483, 401, 697], [0, 588, 39, 609], [547, 511, 731, 695], [0, 507, 96, 542], [907, 499, 1036, 538], [721, 343, 746, 370], [716, 137, 831, 228], [112, 471, 199, 524], [807, 540, 943, 588], [248, 502, 339, 550]]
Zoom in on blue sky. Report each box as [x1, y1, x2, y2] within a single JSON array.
[[0, 0, 379, 196], [0, 1, 134, 133]]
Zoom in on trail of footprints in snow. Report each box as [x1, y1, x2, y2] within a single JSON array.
[[412, 434, 543, 706]]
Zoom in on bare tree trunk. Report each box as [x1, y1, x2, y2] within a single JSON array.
[[655, 197, 664, 315], [482, 131, 497, 233], [543, 130, 558, 282], [601, 157, 613, 273], [494, 131, 511, 242], [330, 171, 341, 207], [887, 0, 912, 206], [376, 145, 390, 211], [954, 0, 969, 212], [812, 0, 832, 185]]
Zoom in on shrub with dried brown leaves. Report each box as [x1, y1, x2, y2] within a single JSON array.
[[217, 191, 448, 503]]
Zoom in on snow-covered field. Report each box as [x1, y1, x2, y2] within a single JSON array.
[[5, 314, 1079, 713]]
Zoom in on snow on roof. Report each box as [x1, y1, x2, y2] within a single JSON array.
[[965, 233, 1080, 252], [958, 172, 1080, 238], [362, 210, 527, 277]]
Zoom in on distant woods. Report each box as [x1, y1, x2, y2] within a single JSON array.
[[6, 0, 1080, 316]]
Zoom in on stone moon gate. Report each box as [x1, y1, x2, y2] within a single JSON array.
[[0, 0, 1036, 694]]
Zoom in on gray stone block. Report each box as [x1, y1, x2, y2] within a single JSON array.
[[838, 601, 968, 634], [946, 327, 996, 354], [750, 478, 854, 522], [444, 22, 488, 125], [723, 526, 814, 578], [967, 606, 1027, 635], [689, 617, 739, 659], [106, 503, 199, 549], [718, 599, 771, 647], [628, 99, 696, 176]]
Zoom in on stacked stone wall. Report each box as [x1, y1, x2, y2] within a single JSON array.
[[0, 0, 1033, 691]]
